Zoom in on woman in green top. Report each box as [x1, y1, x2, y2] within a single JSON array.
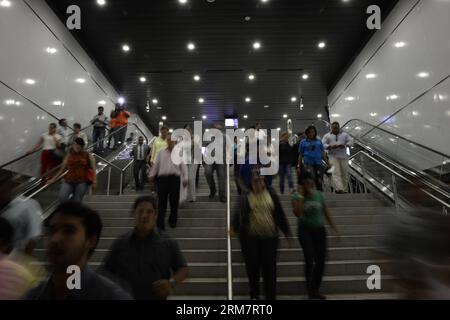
[[291, 173, 339, 300]]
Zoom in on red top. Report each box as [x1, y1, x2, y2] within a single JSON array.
[[64, 151, 90, 184]]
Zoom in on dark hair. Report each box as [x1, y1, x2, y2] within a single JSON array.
[[331, 122, 340, 127], [133, 195, 158, 211], [0, 217, 14, 253], [160, 126, 169, 132], [49, 123, 57, 129], [45, 201, 102, 257], [98, 106, 104, 110], [305, 126, 317, 139], [59, 119, 66, 126], [74, 137, 85, 147], [73, 123, 82, 129], [299, 171, 314, 185]]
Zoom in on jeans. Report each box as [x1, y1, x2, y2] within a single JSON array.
[[133, 160, 147, 190], [279, 164, 294, 194], [92, 127, 106, 153], [204, 163, 226, 201], [59, 182, 89, 203], [157, 175, 180, 230], [303, 163, 324, 191], [239, 233, 278, 300], [297, 225, 327, 296]]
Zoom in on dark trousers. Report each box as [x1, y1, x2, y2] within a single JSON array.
[[205, 163, 226, 200], [115, 126, 127, 148], [133, 160, 147, 190], [304, 164, 324, 191], [279, 164, 294, 194], [157, 175, 180, 230], [298, 225, 327, 295], [107, 128, 117, 148], [93, 127, 106, 152], [240, 234, 278, 300]]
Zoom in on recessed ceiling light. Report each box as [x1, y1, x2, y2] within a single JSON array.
[[98, 101, 106, 105], [395, 41, 406, 48], [412, 111, 420, 116], [370, 112, 378, 117], [366, 73, 377, 79], [25, 79, 36, 85], [283, 114, 288, 119], [198, 98, 205, 104], [139, 76, 146, 83], [248, 74, 255, 80], [277, 128, 281, 131], [243, 115, 248, 119], [202, 115, 207, 120], [52, 101, 62, 106], [75, 78, 86, 83], [291, 97, 297, 102], [46, 47, 57, 54], [169, 128, 174, 133], [245, 97, 251, 103], [302, 74, 309, 80], [162, 116, 167, 120], [122, 44, 130, 52], [152, 99, 158, 105], [5, 100, 15, 105], [245, 16, 251, 21], [318, 41, 326, 49], [253, 42, 261, 50], [15, 101, 21, 106], [345, 96, 355, 101], [156, 106, 162, 110], [264, 105, 269, 108], [97, 0, 106, 6], [331, 114, 341, 118], [417, 72, 430, 78], [0, 0, 11, 7], [118, 97, 125, 105], [179, 0, 188, 4], [187, 42, 196, 51], [389, 94, 399, 100], [193, 75, 201, 81], [260, 0, 269, 3], [317, 114, 323, 118]]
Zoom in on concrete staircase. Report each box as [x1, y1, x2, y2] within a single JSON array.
[[33, 169, 398, 300]]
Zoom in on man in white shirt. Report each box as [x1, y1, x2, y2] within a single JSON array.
[[149, 135, 188, 230], [322, 122, 353, 193], [91, 106, 109, 153], [130, 136, 150, 191], [57, 119, 72, 148], [68, 123, 89, 148]]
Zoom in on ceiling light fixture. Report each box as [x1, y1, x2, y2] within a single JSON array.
[[302, 74, 309, 80], [291, 97, 297, 102], [202, 115, 207, 120], [198, 98, 205, 104], [139, 76, 146, 83], [0, 0, 11, 7], [187, 42, 196, 51], [248, 74, 255, 80], [417, 72, 430, 78], [122, 44, 130, 52], [46, 47, 57, 54], [243, 115, 248, 119], [75, 78, 86, 83], [318, 41, 326, 49], [25, 79, 36, 85], [283, 114, 288, 119], [97, 0, 106, 6], [118, 97, 125, 105], [395, 41, 406, 48], [253, 42, 261, 50], [162, 116, 167, 120], [245, 97, 251, 103], [366, 73, 377, 79], [98, 101, 106, 105], [194, 75, 201, 82], [152, 99, 158, 105]]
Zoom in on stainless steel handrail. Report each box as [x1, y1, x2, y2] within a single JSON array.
[[350, 150, 450, 210], [226, 159, 233, 300]]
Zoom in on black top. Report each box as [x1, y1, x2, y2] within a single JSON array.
[[292, 141, 301, 167], [102, 229, 187, 300], [232, 187, 291, 238], [279, 141, 293, 165], [23, 266, 132, 300]]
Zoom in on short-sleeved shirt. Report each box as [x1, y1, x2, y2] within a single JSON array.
[[102, 229, 187, 300], [298, 191, 325, 228], [1, 197, 42, 250], [23, 266, 132, 300], [299, 139, 324, 165], [41, 133, 62, 150]]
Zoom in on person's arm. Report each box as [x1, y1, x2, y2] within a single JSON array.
[[149, 152, 161, 180], [323, 200, 338, 235], [150, 141, 157, 165], [54, 135, 62, 149], [345, 133, 353, 148], [89, 153, 97, 188], [320, 142, 330, 166], [28, 137, 44, 154], [272, 191, 291, 237], [291, 188, 305, 218], [322, 134, 331, 150]]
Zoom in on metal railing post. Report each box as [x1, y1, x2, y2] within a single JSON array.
[[107, 166, 111, 196], [391, 174, 399, 214], [226, 161, 233, 300], [359, 156, 367, 193], [119, 171, 124, 196]]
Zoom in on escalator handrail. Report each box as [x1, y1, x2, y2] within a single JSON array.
[[341, 118, 450, 159], [349, 150, 450, 209]]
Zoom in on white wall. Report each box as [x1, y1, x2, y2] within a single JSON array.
[[0, 0, 152, 170], [329, 0, 450, 170]]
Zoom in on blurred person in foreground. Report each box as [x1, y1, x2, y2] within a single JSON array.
[[23, 201, 131, 300], [380, 180, 450, 299], [102, 196, 188, 300], [291, 172, 339, 300], [0, 217, 34, 300], [232, 166, 291, 300]]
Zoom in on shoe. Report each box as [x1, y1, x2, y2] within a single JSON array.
[[309, 291, 326, 300]]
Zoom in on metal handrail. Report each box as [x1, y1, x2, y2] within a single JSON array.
[[350, 150, 450, 210], [341, 118, 450, 159], [226, 157, 233, 300]]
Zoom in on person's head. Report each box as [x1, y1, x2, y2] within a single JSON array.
[[44, 201, 102, 272], [160, 126, 169, 139], [299, 172, 316, 193], [59, 119, 67, 128], [132, 196, 158, 235], [255, 122, 263, 130], [297, 131, 305, 139], [0, 217, 14, 254], [73, 123, 82, 134], [166, 133, 176, 150], [98, 106, 104, 115], [138, 136, 144, 145], [281, 132, 289, 142], [49, 123, 57, 135], [72, 137, 85, 153], [331, 122, 340, 134], [0, 172, 16, 206], [213, 123, 223, 131], [305, 126, 317, 140], [183, 124, 193, 135]]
